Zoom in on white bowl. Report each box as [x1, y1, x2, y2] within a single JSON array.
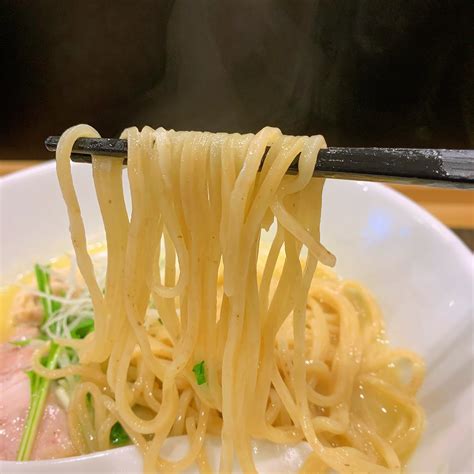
[[1, 162, 472, 473]]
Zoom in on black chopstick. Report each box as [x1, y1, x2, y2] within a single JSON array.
[[45, 136, 474, 189]]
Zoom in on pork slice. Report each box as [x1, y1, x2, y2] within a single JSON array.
[[31, 391, 77, 460], [0, 370, 31, 460], [0, 342, 36, 376], [0, 342, 77, 460]]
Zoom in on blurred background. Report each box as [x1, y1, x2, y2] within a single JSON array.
[[0, 0, 472, 243]]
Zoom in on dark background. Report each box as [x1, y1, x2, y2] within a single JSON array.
[[0, 0, 472, 161]]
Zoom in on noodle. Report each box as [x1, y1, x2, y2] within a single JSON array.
[[51, 124, 424, 473]]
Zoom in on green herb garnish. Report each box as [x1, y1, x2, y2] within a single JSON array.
[[110, 422, 130, 446], [34, 264, 61, 328], [192, 360, 206, 385], [86, 392, 93, 410], [9, 339, 31, 347], [70, 318, 94, 339], [16, 264, 62, 461]]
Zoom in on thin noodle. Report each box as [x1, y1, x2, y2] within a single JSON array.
[[51, 125, 424, 473]]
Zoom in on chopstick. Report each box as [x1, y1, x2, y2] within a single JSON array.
[[45, 136, 474, 189]]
